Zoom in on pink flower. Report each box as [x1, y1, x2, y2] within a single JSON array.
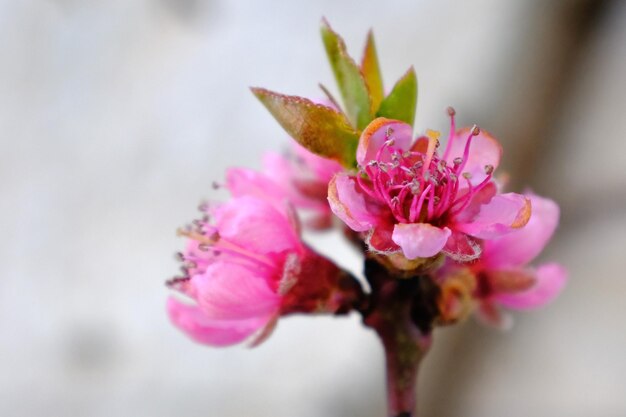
[[226, 143, 342, 230], [167, 194, 357, 347], [473, 193, 567, 326], [437, 193, 567, 327], [328, 112, 531, 267]]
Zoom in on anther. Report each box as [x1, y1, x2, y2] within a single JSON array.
[[166, 276, 190, 289], [471, 125, 480, 136], [484, 164, 494, 175], [385, 126, 394, 138], [211, 181, 221, 190], [174, 252, 185, 262], [198, 201, 209, 212], [385, 138, 396, 147], [447, 106, 456, 116], [453, 157, 463, 166], [198, 243, 210, 252], [462, 172, 472, 180]]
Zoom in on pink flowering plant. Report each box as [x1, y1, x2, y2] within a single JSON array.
[[166, 20, 567, 417]]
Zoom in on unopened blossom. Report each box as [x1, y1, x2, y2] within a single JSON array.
[[437, 193, 567, 327], [227, 142, 342, 229], [167, 193, 359, 347], [328, 111, 531, 269]]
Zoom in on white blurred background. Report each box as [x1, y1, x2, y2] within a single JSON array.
[[2, 1, 626, 416]]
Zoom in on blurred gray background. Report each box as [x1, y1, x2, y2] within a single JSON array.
[[2, 0, 625, 416]]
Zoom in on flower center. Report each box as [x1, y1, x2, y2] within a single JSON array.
[[357, 110, 493, 225]]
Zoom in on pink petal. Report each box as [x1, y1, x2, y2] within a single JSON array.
[[213, 196, 300, 255], [327, 173, 382, 232], [226, 167, 287, 205], [356, 118, 413, 166], [444, 128, 503, 186], [455, 192, 531, 239], [191, 262, 281, 320], [391, 223, 451, 259], [167, 297, 270, 346], [260, 153, 329, 212], [226, 168, 302, 233], [291, 142, 342, 182], [494, 263, 567, 310], [452, 182, 497, 224], [482, 193, 560, 268]]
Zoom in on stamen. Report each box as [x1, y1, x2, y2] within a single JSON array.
[[442, 106, 457, 161], [455, 124, 480, 175], [426, 185, 436, 219], [449, 177, 474, 217], [410, 183, 432, 222], [166, 276, 190, 290]]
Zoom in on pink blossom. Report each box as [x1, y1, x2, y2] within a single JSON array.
[[328, 112, 531, 266], [437, 193, 567, 327], [226, 143, 342, 230], [167, 194, 356, 347], [473, 193, 567, 326]]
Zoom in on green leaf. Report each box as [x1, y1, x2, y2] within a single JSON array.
[[360, 30, 384, 115], [320, 19, 372, 130], [251, 87, 359, 167], [376, 67, 417, 127]]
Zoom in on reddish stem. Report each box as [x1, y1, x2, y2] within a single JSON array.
[[362, 260, 438, 417]]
